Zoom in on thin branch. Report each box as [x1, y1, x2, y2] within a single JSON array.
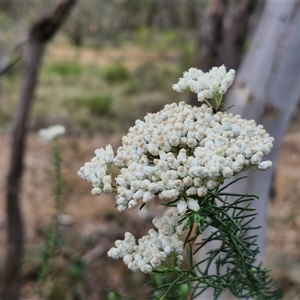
[[0, 38, 27, 76], [0, 56, 21, 76]]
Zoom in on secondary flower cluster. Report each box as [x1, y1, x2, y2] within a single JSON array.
[[79, 145, 114, 195], [107, 210, 186, 273], [39, 125, 66, 141], [78, 102, 273, 213], [172, 65, 235, 102]]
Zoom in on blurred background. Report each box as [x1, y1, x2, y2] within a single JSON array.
[[0, 1, 299, 299]]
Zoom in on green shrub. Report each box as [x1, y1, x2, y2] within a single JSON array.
[[124, 81, 139, 95], [43, 61, 82, 77], [134, 62, 166, 91], [103, 62, 130, 82], [133, 26, 152, 48], [107, 291, 123, 300], [74, 94, 113, 116], [179, 40, 197, 72], [155, 30, 179, 54]]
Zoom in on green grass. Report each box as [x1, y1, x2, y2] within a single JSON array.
[[41, 60, 102, 81], [102, 62, 130, 83], [1, 32, 196, 135], [43, 61, 82, 77], [133, 26, 152, 48], [70, 93, 113, 116]]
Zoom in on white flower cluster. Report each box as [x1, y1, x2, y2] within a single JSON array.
[[78, 66, 275, 275], [172, 65, 235, 101], [78, 102, 273, 212], [39, 125, 66, 141], [78, 145, 114, 195], [107, 210, 186, 273]]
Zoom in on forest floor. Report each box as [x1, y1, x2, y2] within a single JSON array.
[[265, 112, 300, 300], [0, 108, 299, 300], [0, 40, 299, 299]]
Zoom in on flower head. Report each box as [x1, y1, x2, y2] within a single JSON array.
[[79, 102, 273, 212], [173, 65, 235, 109]]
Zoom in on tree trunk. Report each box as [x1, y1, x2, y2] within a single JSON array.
[[196, 0, 227, 73], [190, 1, 257, 106], [1, 1, 76, 299], [2, 42, 44, 300], [220, 0, 257, 70], [195, 1, 300, 299], [226, 0, 300, 259], [196, 0, 257, 72]]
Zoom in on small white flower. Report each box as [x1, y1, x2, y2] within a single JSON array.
[[91, 178, 101, 187], [258, 161, 272, 170], [103, 183, 113, 193], [186, 186, 197, 196], [250, 152, 263, 164], [91, 187, 102, 195], [141, 265, 153, 274], [102, 175, 112, 184], [128, 200, 138, 209], [39, 125, 65, 141], [187, 198, 200, 212], [197, 186, 207, 197], [206, 180, 219, 190], [177, 200, 188, 215], [123, 254, 133, 264]]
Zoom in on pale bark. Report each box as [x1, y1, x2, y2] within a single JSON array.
[[195, 1, 300, 299], [225, 0, 300, 260]]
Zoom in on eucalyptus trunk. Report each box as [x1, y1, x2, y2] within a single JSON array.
[[195, 1, 300, 299]]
